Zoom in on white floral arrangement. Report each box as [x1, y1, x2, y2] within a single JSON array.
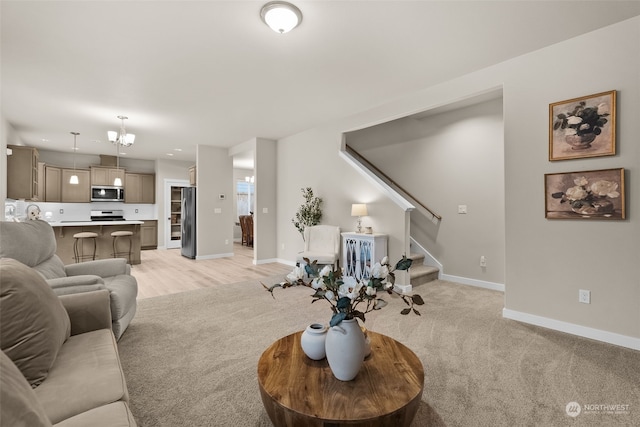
[[264, 256, 424, 327]]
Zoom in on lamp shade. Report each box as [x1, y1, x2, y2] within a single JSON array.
[[69, 174, 79, 185], [260, 1, 302, 33], [107, 131, 118, 143], [351, 204, 368, 217]]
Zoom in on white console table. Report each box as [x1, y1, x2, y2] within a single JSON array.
[[341, 232, 388, 281]]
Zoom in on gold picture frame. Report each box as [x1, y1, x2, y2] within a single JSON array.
[[544, 168, 625, 220], [549, 90, 616, 161]]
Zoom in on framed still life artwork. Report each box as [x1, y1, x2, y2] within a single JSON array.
[[549, 90, 616, 161], [544, 168, 625, 220]]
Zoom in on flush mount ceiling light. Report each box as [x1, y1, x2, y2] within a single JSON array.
[[260, 1, 302, 34], [107, 115, 135, 147]]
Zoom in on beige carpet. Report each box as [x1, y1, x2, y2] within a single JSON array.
[[118, 278, 640, 426]]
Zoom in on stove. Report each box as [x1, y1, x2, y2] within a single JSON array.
[[90, 210, 125, 221]]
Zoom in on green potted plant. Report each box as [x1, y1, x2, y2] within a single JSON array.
[[291, 187, 322, 240]]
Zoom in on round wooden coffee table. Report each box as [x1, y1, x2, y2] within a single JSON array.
[[257, 330, 424, 426]]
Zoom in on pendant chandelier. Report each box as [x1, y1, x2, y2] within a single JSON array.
[[107, 115, 135, 147], [107, 115, 133, 186]]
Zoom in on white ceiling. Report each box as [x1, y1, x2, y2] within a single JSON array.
[[2, 1, 639, 168]]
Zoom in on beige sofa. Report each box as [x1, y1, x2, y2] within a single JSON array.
[[0, 258, 136, 426], [0, 219, 137, 340]]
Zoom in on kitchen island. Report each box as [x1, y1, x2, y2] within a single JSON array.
[[50, 221, 144, 265]]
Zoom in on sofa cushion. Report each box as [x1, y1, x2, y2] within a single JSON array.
[[33, 254, 67, 279], [53, 402, 137, 427], [0, 258, 71, 387], [0, 351, 53, 427], [0, 219, 57, 268], [34, 329, 129, 424]]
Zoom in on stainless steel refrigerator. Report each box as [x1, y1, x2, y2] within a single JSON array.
[[181, 187, 196, 259]]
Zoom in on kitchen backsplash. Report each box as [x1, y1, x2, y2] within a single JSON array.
[[5, 199, 157, 222]]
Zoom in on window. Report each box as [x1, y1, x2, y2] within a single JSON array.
[[237, 179, 255, 215]]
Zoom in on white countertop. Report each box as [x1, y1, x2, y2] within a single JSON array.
[[49, 220, 144, 227]]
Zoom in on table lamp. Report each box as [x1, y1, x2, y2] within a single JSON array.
[[351, 203, 368, 233]]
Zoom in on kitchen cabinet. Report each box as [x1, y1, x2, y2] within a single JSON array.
[[7, 145, 39, 200], [37, 162, 46, 200], [189, 165, 196, 186], [91, 166, 125, 187], [140, 220, 158, 249], [44, 166, 62, 202], [125, 173, 155, 204], [61, 169, 91, 202], [341, 233, 388, 281]]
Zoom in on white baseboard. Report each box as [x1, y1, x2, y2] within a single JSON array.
[[196, 252, 234, 260], [254, 258, 281, 265], [441, 274, 505, 292], [276, 258, 297, 267], [394, 283, 412, 294], [503, 308, 640, 351]]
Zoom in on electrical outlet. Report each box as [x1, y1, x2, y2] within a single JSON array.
[[458, 205, 467, 214], [480, 256, 487, 267], [579, 289, 591, 304], [225, 239, 229, 245]]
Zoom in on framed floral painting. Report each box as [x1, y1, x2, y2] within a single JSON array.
[[549, 90, 616, 161], [545, 168, 625, 220]]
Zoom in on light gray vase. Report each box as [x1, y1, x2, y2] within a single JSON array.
[[324, 318, 365, 381], [300, 323, 327, 360]]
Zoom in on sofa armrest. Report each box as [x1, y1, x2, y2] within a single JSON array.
[[59, 290, 112, 336], [65, 258, 130, 278], [48, 275, 105, 288], [48, 275, 106, 296]]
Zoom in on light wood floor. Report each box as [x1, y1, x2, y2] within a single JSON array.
[[131, 243, 292, 299]]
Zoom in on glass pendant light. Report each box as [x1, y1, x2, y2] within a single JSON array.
[[114, 140, 123, 187], [69, 132, 80, 185]]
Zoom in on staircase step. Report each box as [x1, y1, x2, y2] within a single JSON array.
[[408, 253, 425, 263], [410, 265, 439, 287]]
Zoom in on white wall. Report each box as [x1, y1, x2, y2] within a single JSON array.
[[254, 138, 277, 263], [196, 145, 234, 259], [277, 128, 408, 268], [276, 17, 640, 346], [353, 98, 505, 285]]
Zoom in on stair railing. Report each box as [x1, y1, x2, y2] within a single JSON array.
[[344, 144, 442, 223]]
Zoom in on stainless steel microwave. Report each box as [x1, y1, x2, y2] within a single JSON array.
[[91, 186, 124, 202]]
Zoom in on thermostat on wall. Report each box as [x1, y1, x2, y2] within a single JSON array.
[[219, 194, 225, 200]]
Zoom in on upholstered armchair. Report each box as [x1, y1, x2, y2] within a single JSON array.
[[295, 225, 341, 271], [0, 220, 137, 340]]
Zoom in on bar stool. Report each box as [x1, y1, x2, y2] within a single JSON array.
[[73, 232, 98, 263], [111, 230, 133, 264]]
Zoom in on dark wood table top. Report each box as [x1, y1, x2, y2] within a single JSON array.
[[257, 330, 424, 426]]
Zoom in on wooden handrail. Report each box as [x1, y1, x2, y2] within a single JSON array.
[[345, 144, 442, 221]]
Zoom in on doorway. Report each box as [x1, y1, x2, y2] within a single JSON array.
[[164, 179, 190, 249]]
